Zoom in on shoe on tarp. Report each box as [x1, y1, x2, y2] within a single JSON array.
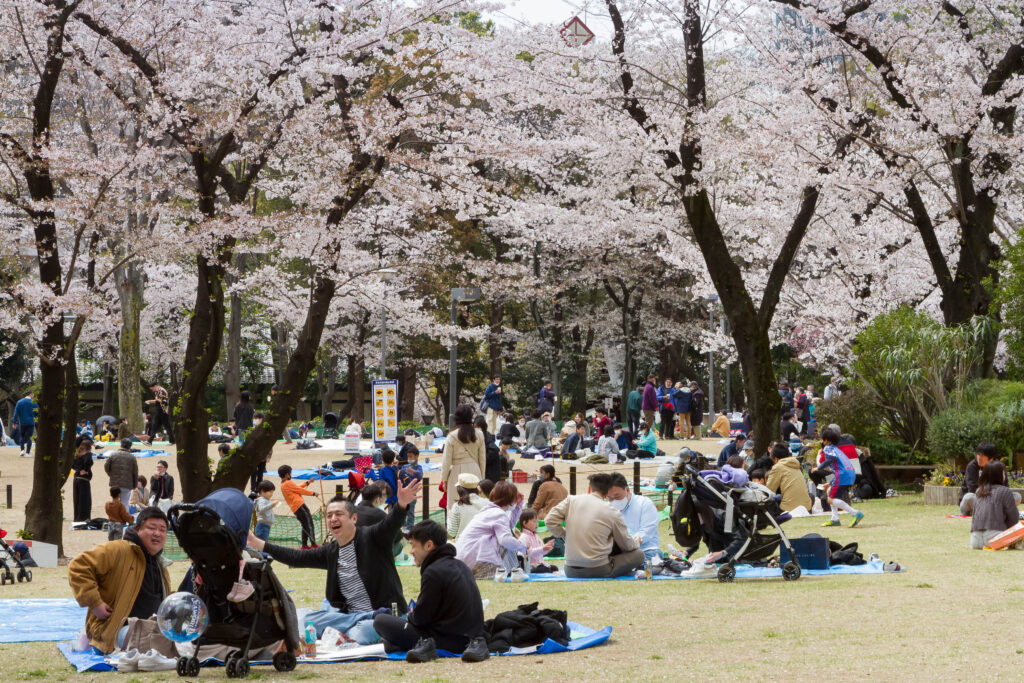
[[406, 637, 438, 663], [461, 636, 490, 663]]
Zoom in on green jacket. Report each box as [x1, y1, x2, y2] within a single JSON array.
[[626, 390, 643, 412]]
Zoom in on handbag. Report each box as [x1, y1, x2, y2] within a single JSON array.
[[121, 617, 178, 658]]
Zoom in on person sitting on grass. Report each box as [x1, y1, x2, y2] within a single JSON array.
[[372, 520, 490, 663], [717, 433, 747, 468], [635, 423, 657, 458], [969, 461, 1022, 549], [544, 472, 643, 579], [960, 441, 1020, 515], [518, 508, 558, 573], [455, 480, 527, 579], [68, 507, 171, 654], [811, 427, 863, 528], [247, 478, 421, 644], [765, 443, 812, 512], [606, 473, 661, 562], [531, 464, 568, 518], [105, 487, 134, 541]]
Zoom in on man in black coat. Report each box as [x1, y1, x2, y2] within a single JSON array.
[[247, 478, 421, 644], [373, 520, 488, 663]]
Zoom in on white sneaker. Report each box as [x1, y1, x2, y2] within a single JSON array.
[[137, 648, 177, 671], [509, 568, 528, 583], [118, 648, 141, 672], [21, 451, 31, 457]]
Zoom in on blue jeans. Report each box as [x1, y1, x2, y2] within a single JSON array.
[[254, 523, 271, 542], [18, 423, 33, 454], [404, 501, 416, 528], [305, 605, 380, 644]]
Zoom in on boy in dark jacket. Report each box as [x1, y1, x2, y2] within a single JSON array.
[[247, 479, 421, 644], [373, 520, 488, 662]]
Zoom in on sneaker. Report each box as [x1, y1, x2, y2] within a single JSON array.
[[493, 568, 506, 583], [227, 580, 254, 602], [822, 520, 841, 527], [461, 636, 490, 663], [509, 568, 528, 583], [850, 511, 864, 527], [406, 637, 438, 663], [868, 553, 879, 562], [118, 648, 141, 672], [883, 561, 900, 572], [137, 649, 177, 671]]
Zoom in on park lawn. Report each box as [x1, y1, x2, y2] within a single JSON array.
[[1, 494, 1023, 680]]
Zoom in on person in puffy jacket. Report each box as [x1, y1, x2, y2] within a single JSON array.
[[105, 439, 139, 508]]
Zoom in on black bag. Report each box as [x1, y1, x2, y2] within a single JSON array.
[[828, 540, 866, 565], [295, 438, 320, 450], [670, 480, 702, 550]]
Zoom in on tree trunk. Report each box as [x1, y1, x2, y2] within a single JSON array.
[[216, 276, 337, 490], [270, 324, 288, 387], [347, 354, 366, 424], [316, 350, 337, 418], [101, 361, 115, 415], [398, 362, 416, 421], [24, 348, 70, 553], [115, 262, 145, 432]]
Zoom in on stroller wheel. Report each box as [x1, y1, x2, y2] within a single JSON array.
[[176, 657, 188, 677], [187, 657, 200, 676], [22, 569, 31, 582], [782, 561, 801, 581], [225, 655, 237, 678], [273, 651, 297, 672], [234, 659, 249, 678], [717, 564, 735, 583]]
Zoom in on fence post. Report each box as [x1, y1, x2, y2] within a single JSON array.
[[5, 484, 10, 509], [667, 489, 674, 509], [633, 461, 641, 494], [422, 477, 430, 521], [569, 467, 576, 495], [335, 484, 344, 496]]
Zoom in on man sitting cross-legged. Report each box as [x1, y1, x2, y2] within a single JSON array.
[[247, 478, 421, 644], [373, 520, 490, 663]]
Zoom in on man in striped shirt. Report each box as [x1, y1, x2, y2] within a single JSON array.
[[248, 478, 421, 644]]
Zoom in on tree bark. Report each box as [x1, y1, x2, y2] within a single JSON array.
[[115, 262, 145, 431], [398, 361, 416, 421], [223, 253, 246, 419], [101, 361, 115, 415], [316, 350, 337, 418]]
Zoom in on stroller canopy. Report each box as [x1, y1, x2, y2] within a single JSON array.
[[197, 488, 254, 549], [323, 412, 339, 430]]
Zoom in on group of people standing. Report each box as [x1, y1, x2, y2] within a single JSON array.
[[626, 375, 705, 440]]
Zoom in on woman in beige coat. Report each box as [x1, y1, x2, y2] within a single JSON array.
[[442, 404, 486, 511]]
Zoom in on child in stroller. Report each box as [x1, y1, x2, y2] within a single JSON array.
[[169, 488, 301, 678], [680, 465, 801, 582]]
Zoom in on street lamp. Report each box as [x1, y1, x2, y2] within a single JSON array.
[[376, 268, 397, 380], [449, 287, 482, 428]]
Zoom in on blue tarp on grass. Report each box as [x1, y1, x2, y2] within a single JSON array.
[[0, 598, 86, 643], [524, 560, 901, 581]]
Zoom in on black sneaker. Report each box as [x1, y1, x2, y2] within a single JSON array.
[[461, 636, 490, 662], [406, 637, 438, 663]]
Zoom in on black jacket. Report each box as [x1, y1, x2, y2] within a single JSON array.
[[263, 503, 409, 614], [408, 543, 483, 653], [497, 423, 520, 443], [483, 431, 501, 481]]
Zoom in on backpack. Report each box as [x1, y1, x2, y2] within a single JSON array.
[[670, 481, 703, 550], [780, 391, 794, 413], [478, 395, 489, 413]]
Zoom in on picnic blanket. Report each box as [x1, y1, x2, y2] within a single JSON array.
[[57, 622, 610, 672], [268, 461, 442, 481], [521, 560, 902, 582], [0, 599, 86, 643], [95, 448, 167, 460]]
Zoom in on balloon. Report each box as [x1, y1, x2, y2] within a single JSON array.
[[156, 592, 210, 643]]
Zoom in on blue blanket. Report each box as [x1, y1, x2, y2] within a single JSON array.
[[270, 461, 442, 481], [524, 560, 900, 581], [0, 598, 87, 643], [57, 622, 610, 672], [95, 449, 167, 460]]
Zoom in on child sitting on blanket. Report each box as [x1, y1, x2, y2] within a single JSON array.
[[519, 509, 559, 574]]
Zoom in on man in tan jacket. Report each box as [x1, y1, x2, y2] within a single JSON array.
[[68, 507, 173, 653], [544, 472, 644, 578], [765, 445, 812, 512]]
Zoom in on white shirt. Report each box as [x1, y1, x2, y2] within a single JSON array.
[[615, 493, 660, 556]]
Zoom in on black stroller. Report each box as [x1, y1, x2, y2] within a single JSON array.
[[322, 412, 339, 439], [678, 466, 801, 583], [0, 535, 33, 584], [169, 489, 300, 678]]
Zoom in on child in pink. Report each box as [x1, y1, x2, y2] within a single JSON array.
[[519, 508, 559, 574]]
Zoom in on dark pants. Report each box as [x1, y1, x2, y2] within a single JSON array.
[[250, 461, 266, 493], [148, 407, 174, 443], [373, 614, 422, 653], [295, 504, 316, 546], [658, 409, 675, 439], [627, 411, 641, 434], [18, 423, 34, 454], [73, 477, 92, 522]]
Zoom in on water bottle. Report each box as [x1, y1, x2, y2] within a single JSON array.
[[644, 558, 653, 580], [391, 601, 399, 617], [304, 619, 317, 656]]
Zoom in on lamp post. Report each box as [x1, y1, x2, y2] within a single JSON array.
[[449, 287, 482, 428], [376, 269, 397, 380]]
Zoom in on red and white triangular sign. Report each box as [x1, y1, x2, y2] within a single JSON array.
[[560, 15, 594, 47]]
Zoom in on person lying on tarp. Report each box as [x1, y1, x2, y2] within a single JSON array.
[[246, 478, 420, 645], [67, 507, 172, 653], [373, 521, 489, 663]]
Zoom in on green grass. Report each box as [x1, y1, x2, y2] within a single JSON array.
[[1, 494, 1021, 678]]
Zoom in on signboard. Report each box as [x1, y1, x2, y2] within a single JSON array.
[[371, 379, 399, 444], [560, 15, 595, 47]]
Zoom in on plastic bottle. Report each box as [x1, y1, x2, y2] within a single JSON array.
[[304, 619, 317, 656], [644, 558, 653, 580], [391, 601, 399, 617]]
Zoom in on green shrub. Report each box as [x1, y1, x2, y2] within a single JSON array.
[[926, 407, 999, 460], [815, 386, 882, 444]]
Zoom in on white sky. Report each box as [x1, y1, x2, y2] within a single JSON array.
[[489, 0, 615, 39]]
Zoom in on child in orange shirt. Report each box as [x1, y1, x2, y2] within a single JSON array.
[[279, 465, 319, 548]]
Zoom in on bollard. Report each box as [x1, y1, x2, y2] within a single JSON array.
[[667, 489, 674, 509], [634, 460, 641, 494], [5, 484, 10, 510], [335, 484, 344, 496], [569, 467, 576, 495], [422, 477, 430, 521]]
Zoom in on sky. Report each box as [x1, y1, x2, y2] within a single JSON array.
[[490, 0, 615, 39]]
